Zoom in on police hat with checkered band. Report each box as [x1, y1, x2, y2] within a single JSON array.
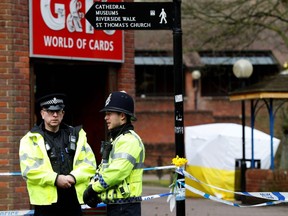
[[100, 91, 137, 121], [37, 93, 66, 111]]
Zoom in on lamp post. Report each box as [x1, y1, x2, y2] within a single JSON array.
[[232, 59, 253, 195], [191, 70, 201, 110]]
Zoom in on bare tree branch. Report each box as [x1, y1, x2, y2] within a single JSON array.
[[182, 0, 288, 52]]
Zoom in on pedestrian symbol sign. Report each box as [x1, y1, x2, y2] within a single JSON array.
[[159, 8, 168, 24], [85, 2, 174, 30]]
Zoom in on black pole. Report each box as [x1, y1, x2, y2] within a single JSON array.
[[173, 0, 185, 215], [193, 80, 199, 110], [241, 100, 246, 194], [240, 79, 247, 197]]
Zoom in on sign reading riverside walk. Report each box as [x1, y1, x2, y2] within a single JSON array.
[[85, 2, 174, 30]]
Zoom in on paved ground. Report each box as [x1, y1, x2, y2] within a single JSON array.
[[141, 174, 288, 216]]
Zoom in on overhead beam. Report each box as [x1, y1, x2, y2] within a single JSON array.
[[229, 92, 288, 101]]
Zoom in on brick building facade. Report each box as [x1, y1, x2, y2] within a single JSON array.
[[0, 0, 30, 211], [0, 0, 136, 211]]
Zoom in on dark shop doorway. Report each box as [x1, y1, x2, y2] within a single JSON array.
[[33, 61, 108, 162]]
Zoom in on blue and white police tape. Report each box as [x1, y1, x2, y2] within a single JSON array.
[[0, 192, 173, 215], [2, 165, 288, 215], [82, 191, 173, 208], [143, 165, 176, 171], [3, 167, 288, 204], [175, 167, 288, 203], [0, 210, 34, 215], [177, 180, 286, 207], [0, 172, 21, 176], [0, 165, 176, 176]]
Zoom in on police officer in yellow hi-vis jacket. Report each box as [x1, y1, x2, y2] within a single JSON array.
[[83, 91, 145, 216], [19, 93, 97, 216]]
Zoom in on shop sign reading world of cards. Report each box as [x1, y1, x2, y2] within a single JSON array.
[[29, 0, 124, 62]]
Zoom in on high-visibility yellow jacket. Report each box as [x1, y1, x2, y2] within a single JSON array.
[[92, 130, 145, 203], [19, 125, 97, 205]]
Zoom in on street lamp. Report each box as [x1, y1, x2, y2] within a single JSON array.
[[233, 59, 253, 79], [232, 59, 253, 196], [191, 70, 201, 110]]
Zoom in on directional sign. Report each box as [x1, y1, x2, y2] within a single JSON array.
[[85, 2, 174, 30]]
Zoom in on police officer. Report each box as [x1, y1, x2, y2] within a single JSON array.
[[83, 91, 145, 216], [19, 93, 97, 216]]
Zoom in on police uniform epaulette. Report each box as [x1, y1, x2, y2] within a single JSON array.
[[123, 130, 131, 135]]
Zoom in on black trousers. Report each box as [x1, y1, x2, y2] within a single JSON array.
[[33, 204, 82, 216], [34, 187, 82, 216], [106, 202, 141, 216]]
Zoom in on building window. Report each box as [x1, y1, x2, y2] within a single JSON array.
[[136, 65, 174, 97], [135, 52, 177, 97]]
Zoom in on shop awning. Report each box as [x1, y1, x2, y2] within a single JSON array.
[[201, 56, 277, 65], [135, 56, 174, 65]]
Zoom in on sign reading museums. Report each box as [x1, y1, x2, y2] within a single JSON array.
[[85, 2, 174, 30]]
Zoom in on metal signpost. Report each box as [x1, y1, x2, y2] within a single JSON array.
[[86, 1, 185, 215]]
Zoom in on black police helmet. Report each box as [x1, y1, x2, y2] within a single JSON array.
[[37, 93, 66, 111], [100, 91, 137, 121]]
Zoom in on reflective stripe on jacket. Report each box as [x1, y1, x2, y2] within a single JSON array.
[[92, 130, 145, 202], [19, 128, 97, 205]]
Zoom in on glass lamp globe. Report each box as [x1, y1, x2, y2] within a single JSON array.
[[233, 59, 253, 78]]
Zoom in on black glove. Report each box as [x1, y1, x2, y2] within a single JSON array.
[[83, 184, 101, 208]]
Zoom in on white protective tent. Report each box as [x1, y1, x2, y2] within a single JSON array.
[[184, 123, 280, 200]]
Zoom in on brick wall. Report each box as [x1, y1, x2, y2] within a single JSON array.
[[246, 169, 288, 192], [245, 169, 288, 204], [0, 0, 30, 211], [134, 97, 217, 167], [117, 30, 135, 96]]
